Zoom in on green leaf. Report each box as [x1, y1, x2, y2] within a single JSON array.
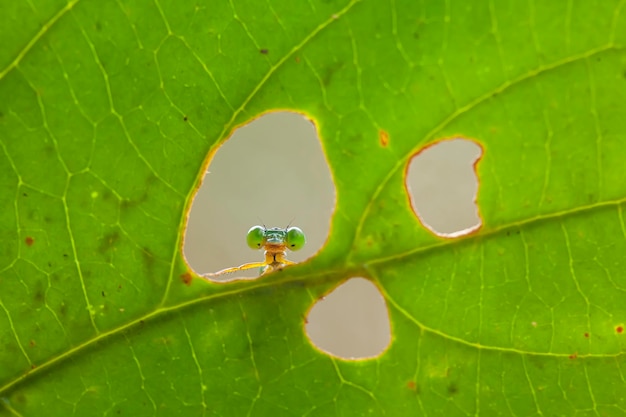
[[2, 0, 626, 415]]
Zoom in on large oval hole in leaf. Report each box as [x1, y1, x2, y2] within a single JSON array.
[[184, 111, 335, 281], [305, 278, 391, 359], [405, 138, 483, 238]]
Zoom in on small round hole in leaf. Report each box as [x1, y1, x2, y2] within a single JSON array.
[[305, 277, 391, 359]]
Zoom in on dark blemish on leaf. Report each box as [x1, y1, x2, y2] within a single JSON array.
[[31, 364, 36, 370], [183, 115, 188, 121], [120, 175, 155, 211], [447, 383, 458, 395], [407, 381, 419, 393], [98, 231, 120, 253], [156, 337, 172, 345], [181, 272, 193, 285], [59, 303, 67, 316], [33, 289, 44, 304], [22, 192, 28, 197], [13, 392, 26, 404], [63, 253, 68, 258], [295, 56, 301, 63], [260, 48, 268, 54], [29, 340, 35, 348], [569, 352, 578, 360], [101, 291, 106, 298], [617, 325, 623, 334], [379, 130, 389, 147], [95, 21, 102, 31], [142, 247, 155, 274], [322, 62, 345, 87], [584, 332, 589, 338], [25, 237, 34, 246]]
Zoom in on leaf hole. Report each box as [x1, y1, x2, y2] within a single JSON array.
[[305, 278, 391, 359], [183, 111, 335, 281], [405, 138, 483, 237]]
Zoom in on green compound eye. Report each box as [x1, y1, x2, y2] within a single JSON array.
[[286, 227, 306, 251], [246, 225, 265, 249]]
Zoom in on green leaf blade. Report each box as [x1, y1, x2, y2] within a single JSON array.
[[2, 0, 626, 416]]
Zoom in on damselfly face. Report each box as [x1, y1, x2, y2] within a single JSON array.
[[246, 225, 306, 251], [203, 225, 306, 279]]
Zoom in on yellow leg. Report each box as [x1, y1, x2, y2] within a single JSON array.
[[259, 259, 296, 276], [203, 261, 267, 279]]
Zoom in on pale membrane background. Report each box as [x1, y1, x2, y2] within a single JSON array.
[[184, 112, 481, 359]]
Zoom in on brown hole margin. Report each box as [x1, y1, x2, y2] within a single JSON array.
[[180, 110, 337, 284], [304, 277, 391, 360], [404, 136, 484, 238]]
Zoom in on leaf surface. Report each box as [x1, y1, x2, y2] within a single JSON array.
[[2, 0, 626, 416]]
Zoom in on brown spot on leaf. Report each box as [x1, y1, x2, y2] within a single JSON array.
[[25, 237, 34, 246], [407, 381, 419, 394], [99, 231, 119, 253], [569, 352, 578, 360], [181, 272, 193, 285], [379, 130, 389, 147], [259, 48, 268, 54], [617, 325, 624, 334]]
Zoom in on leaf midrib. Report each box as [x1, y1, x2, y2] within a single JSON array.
[[4, 188, 624, 397]]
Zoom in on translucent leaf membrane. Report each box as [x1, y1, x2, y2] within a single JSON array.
[[184, 111, 335, 281]]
